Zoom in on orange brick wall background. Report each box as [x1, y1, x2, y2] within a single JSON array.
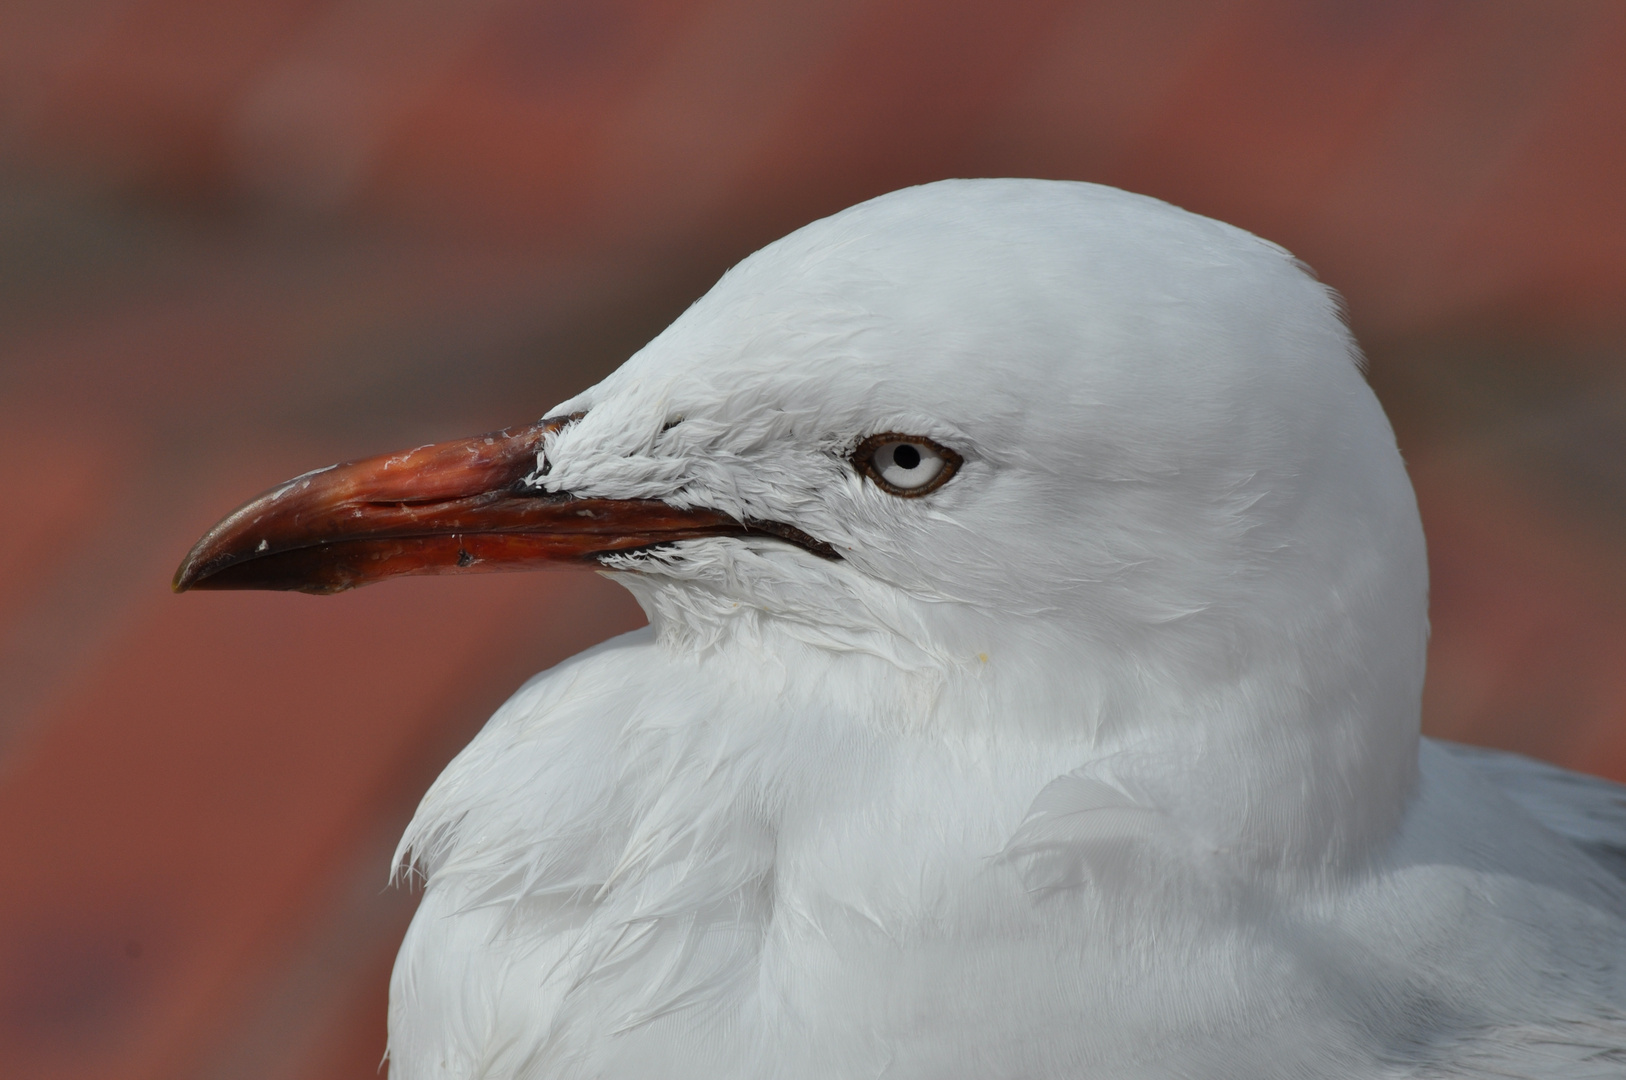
[[1, 3, 1623, 1077]]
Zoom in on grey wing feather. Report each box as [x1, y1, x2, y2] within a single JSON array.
[[1416, 1014, 1626, 1079], [1433, 738, 1626, 882]]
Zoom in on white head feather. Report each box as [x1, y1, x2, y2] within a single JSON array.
[[538, 177, 1426, 875], [388, 181, 1623, 1080]]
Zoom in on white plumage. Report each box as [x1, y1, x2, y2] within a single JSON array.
[[383, 179, 1626, 1078]]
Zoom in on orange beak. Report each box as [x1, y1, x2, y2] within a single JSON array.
[[173, 416, 835, 595]]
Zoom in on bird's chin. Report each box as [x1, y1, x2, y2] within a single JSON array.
[[173, 419, 838, 595]]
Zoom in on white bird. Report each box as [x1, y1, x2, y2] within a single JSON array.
[[176, 179, 1626, 1079]]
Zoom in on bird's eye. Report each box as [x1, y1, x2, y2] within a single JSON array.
[[852, 433, 962, 497]]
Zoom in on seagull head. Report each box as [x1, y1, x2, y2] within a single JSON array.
[[176, 179, 1429, 873]]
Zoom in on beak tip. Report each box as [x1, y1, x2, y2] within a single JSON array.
[[171, 563, 204, 593], [172, 555, 198, 593], [172, 536, 217, 593]]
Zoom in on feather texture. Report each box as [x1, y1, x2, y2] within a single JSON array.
[[1437, 741, 1626, 883], [382, 180, 1626, 1078]]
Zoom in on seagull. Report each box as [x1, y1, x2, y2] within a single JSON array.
[[175, 179, 1626, 1079]]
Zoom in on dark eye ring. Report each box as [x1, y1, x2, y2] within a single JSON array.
[[851, 433, 963, 497]]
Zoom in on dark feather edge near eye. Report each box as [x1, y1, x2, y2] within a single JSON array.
[[850, 433, 963, 498]]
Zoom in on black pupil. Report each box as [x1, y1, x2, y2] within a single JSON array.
[[892, 444, 922, 470]]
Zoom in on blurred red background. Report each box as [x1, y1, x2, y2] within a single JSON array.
[[1, 2, 1623, 1077]]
